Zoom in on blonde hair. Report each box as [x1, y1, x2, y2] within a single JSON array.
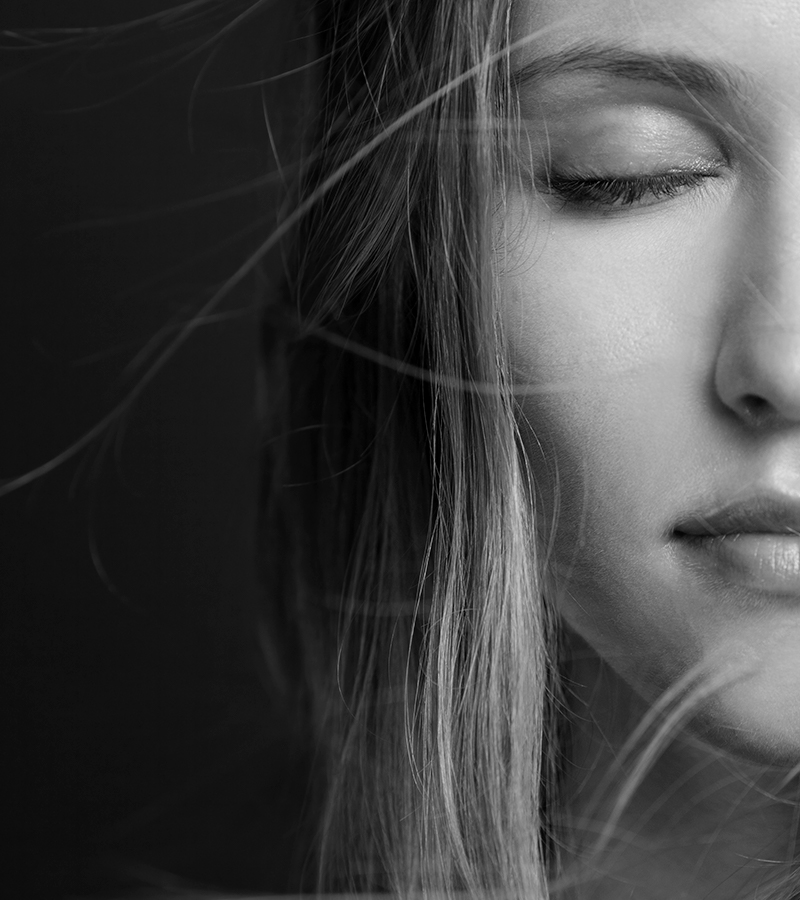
[[262, 0, 559, 895]]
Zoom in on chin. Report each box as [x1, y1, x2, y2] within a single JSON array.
[[693, 680, 800, 769], [692, 622, 800, 767]]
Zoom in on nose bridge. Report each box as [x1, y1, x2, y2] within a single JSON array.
[[773, 139, 800, 316], [715, 163, 800, 424]]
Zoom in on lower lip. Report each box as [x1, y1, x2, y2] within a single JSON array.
[[678, 533, 800, 594]]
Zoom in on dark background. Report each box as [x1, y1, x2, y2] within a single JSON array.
[[2, 3, 310, 896]]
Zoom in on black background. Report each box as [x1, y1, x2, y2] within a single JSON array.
[[2, 3, 309, 896]]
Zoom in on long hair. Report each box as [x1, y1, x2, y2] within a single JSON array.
[[261, 0, 559, 895]]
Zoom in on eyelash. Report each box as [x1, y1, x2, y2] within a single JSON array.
[[540, 169, 721, 210]]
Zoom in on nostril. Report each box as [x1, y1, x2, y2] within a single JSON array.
[[740, 394, 772, 422]]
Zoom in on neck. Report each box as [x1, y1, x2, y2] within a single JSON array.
[[558, 635, 800, 900]]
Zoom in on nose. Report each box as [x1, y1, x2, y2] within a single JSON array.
[[715, 202, 800, 427], [715, 303, 800, 426]]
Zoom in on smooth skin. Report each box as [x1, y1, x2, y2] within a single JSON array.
[[500, 0, 800, 896]]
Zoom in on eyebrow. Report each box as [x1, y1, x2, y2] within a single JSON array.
[[512, 43, 747, 99]]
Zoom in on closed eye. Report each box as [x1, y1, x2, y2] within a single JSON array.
[[539, 168, 723, 210]]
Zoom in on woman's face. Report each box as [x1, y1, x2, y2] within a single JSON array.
[[501, 0, 800, 762]]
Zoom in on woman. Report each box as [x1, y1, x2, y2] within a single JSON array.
[[264, 0, 800, 896]]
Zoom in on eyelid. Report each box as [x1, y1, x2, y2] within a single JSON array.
[[522, 103, 734, 176], [543, 156, 729, 182]]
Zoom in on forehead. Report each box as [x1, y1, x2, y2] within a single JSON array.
[[511, 0, 800, 97]]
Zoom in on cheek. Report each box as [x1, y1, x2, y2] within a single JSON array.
[[497, 194, 744, 682], [502, 199, 725, 508], [502, 200, 731, 398]]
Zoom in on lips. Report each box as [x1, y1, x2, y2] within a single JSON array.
[[674, 495, 800, 538], [674, 494, 800, 594]]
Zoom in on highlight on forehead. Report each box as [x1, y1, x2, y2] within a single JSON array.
[[511, 42, 750, 100]]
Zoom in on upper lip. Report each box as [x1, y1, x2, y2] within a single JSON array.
[[674, 493, 800, 537]]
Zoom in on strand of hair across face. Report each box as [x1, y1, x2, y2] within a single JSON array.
[[0, 17, 562, 498]]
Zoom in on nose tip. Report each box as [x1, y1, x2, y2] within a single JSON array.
[[715, 322, 800, 426]]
